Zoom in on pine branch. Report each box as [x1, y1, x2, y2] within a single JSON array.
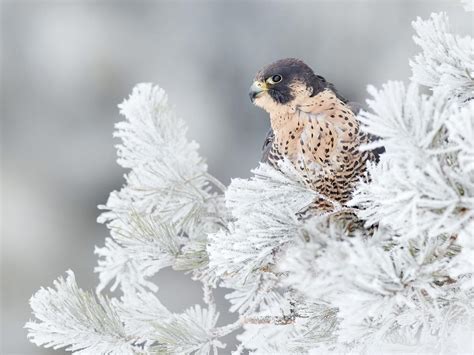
[[150, 305, 224, 355], [25, 271, 143, 355], [96, 84, 227, 293], [353, 83, 474, 239], [410, 12, 474, 102]]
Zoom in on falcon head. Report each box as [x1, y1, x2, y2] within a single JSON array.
[[249, 58, 340, 112]]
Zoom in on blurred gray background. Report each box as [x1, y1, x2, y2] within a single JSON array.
[[1, 0, 472, 354]]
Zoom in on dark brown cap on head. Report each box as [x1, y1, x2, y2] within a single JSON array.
[[251, 58, 347, 105], [255, 58, 315, 83]]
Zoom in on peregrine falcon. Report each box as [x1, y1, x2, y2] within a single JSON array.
[[249, 58, 378, 216]]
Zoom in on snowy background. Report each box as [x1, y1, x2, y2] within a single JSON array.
[[1, 1, 472, 354]]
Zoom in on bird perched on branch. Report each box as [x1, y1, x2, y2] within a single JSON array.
[[249, 58, 379, 217]]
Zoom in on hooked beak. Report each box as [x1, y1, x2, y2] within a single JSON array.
[[249, 81, 268, 102]]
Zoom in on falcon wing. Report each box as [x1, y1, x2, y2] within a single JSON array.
[[348, 101, 385, 162]]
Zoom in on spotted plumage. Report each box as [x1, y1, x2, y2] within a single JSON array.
[[250, 58, 379, 218]]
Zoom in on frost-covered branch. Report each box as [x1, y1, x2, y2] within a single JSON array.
[[26, 84, 235, 354], [151, 305, 224, 354], [352, 83, 474, 239], [26, 271, 237, 354], [26, 271, 142, 354], [208, 160, 315, 316], [410, 12, 474, 102], [96, 84, 226, 293], [281, 222, 473, 353]]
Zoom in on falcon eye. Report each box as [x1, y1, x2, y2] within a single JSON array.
[[267, 74, 283, 84], [272, 75, 282, 82]]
